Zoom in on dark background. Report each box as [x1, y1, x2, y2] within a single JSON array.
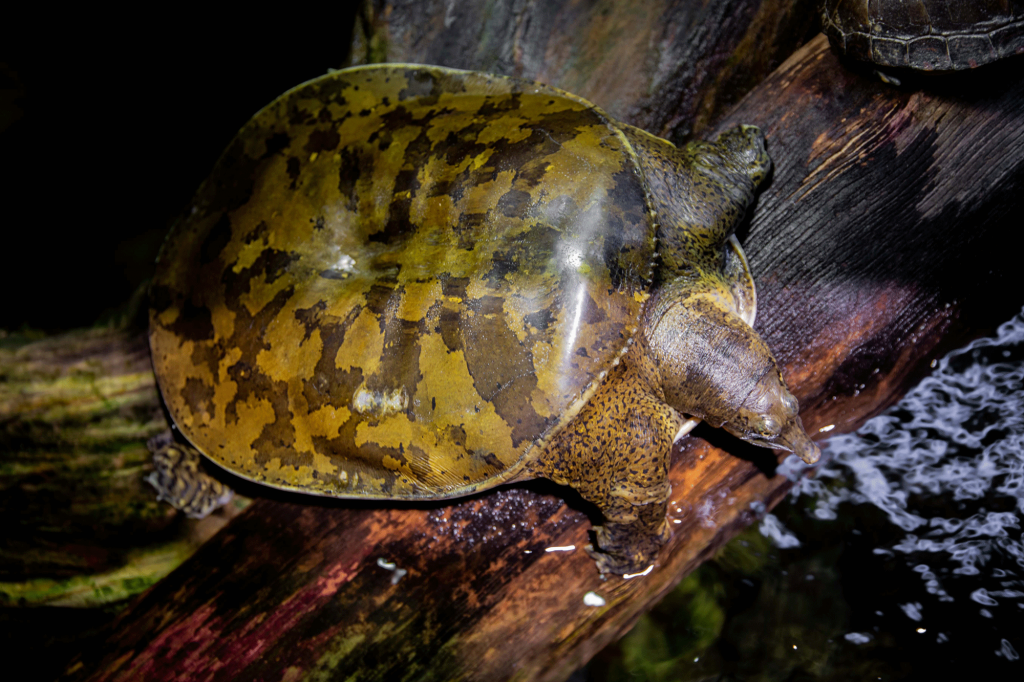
[[1, 9, 358, 333]]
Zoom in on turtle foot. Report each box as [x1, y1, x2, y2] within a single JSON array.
[[146, 431, 235, 518], [587, 516, 670, 576]]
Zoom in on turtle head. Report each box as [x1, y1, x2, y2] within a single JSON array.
[[673, 124, 772, 224], [648, 294, 820, 465], [722, 368, 820, 465]]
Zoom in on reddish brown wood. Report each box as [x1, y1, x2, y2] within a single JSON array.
[[59, 35, 1024, 682]]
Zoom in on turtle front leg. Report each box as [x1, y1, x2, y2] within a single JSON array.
[[146, 431, 234, 519], [534, 362, 683, 575], [589, 476, 673, 576]]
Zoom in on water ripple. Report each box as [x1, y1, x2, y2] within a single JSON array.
[[784, 308, 1024, 605]]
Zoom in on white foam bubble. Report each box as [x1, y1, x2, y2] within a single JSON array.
[[759, 513, 801, 548]]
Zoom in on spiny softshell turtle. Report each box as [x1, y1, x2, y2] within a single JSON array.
[[148, 64, 819, 574]]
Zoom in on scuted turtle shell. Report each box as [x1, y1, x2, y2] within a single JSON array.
[[823, 0, 1024, 71], [149, 65, 657, 500]]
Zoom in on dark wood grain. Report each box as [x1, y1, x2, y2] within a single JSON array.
[[52, 35, 1024, 682], [725, 38, 1024, 432]]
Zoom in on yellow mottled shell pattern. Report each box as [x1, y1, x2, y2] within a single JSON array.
[[149, 65, 657, 500]]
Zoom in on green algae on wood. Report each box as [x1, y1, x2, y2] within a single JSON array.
[[0, 327, 248, 592]]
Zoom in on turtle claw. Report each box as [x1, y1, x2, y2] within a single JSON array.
[[585, 543, 634, 576], [586, 539, 653, 577]]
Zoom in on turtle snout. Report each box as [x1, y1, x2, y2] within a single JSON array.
[[775, 416, 821, 465], [723, 375, 818, 462], [756, 385, 821, 465]]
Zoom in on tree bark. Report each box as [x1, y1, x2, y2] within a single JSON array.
[[0, 328, 167, 580], [53, 35, 1024, 682]]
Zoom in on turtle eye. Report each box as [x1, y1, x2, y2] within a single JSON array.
[[757, 415, 780, 437]]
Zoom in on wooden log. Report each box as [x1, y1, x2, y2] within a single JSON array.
[[57, 35, 1024, 682], [0, 327, 169, 580], [349, 0, 821, 140], [0, 326, 249, 602]]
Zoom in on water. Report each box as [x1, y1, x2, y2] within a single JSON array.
[[589, 308, 1024, 680], [784, 308, 1024, 619]]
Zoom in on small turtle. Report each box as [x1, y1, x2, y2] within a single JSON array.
[[823, 0, 1024, 72], [148, 64, 819, 575]]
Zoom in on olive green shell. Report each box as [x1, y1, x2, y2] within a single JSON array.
[[823, 0, 1024, 71], [149, 65, 658, 500]]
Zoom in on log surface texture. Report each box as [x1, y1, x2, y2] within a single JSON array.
[[0, 327, 249, 607], [54, 31, 1024, 682]]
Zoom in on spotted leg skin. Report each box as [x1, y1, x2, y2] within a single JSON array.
[[146, 431, 234, 519], [590, 475, 674, 576], [532, 354, 684, 575]]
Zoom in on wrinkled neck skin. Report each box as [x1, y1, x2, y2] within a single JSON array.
[[620, 124, 769, 286], [622, 124, 819, 464]]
